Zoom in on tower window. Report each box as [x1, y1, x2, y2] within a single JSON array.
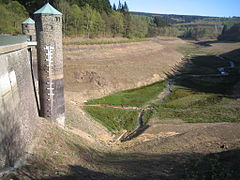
[[55, 17, 60, 22]]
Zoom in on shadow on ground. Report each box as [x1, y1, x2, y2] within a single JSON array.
[[195, 40, 219, 47], [121, 125, 150, 142], [7, 147, 240, 180], [167, 49, 240, 96], [194, 40, 239, 47]]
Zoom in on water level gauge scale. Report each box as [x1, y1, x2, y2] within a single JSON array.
[[45, 45, 55, 117]]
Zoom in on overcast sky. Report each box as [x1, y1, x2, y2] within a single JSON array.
[[110, 0, 240, 17]]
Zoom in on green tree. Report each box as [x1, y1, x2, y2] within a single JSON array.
[[153, 16, 169, 27], [122, 1, 129, 12], [128, 15, 149, 38], [183, 27, 193, 38], [101, 11, 111, 36], [54, 0, 70, 37], [101, 0, 112, 14], [68, 4, 84, 36], [83, 4, 95, 38], [110, 11, 124, 37], [0, 1, 28, 34], [82, 4, 105, 38], [117, 0, 122, 10], [93, 11, 105, 37], [0, 4, 13, 33], [0, 0, 12, 3], [8, 1, 28, 29], [17, 0, 54, 14], [158, 26, 179, 37], [112, 3, 116, 11]]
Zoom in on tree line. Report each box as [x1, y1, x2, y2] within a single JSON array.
[[0, 0, 178, 38]]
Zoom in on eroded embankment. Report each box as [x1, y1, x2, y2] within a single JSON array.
[[64, 37, 185, 103]]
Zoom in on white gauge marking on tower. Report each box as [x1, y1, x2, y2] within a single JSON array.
[[45, 45, 55, 116]]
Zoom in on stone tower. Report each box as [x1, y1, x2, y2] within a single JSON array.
[[34, 3, 65, 126], [22, 18, 36, 41]]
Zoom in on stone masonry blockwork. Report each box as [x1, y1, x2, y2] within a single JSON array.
[[35, 13, 65, 125]]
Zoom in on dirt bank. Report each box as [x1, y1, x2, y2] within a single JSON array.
[[64, 37, 185, 103]]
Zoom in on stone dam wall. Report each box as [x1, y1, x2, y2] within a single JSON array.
[[0, 39, 38, 169]]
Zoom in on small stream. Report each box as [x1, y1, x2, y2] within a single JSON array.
[[108, 55, 237, 142], [123, 55, 237, 141], [157, 55, 237, 105], [160, 80, 173, 103]]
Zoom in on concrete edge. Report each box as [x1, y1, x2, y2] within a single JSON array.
[[0, 42, 28, 55]]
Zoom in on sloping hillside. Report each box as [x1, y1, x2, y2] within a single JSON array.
[[219, 23, 240, 41]]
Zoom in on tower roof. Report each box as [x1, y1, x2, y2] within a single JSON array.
[[22, 18, 35, 24], [34, 3, 62, 15]]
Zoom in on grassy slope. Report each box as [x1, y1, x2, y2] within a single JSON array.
[[84, 107, 139, 132], [84, 107, 153, 132], [85, 81, 165, 132], [155, 87, 240, 123], [86, 81, 165, 107]]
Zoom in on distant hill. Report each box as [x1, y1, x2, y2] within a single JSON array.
[[131, 11, 240, 40], [130, 11, 240, 25], [130, 11, 212, 24]]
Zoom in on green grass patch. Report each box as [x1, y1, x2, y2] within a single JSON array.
[[165, 86, 225, 108], [84, 81, 165, 132], [86, 81, 165, 107], [155, 87, 240, 123], [84, 107, 152, 132], [64, 38, 151, 46]]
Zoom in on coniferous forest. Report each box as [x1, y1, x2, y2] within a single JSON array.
[[0, 0, 178, 38]]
